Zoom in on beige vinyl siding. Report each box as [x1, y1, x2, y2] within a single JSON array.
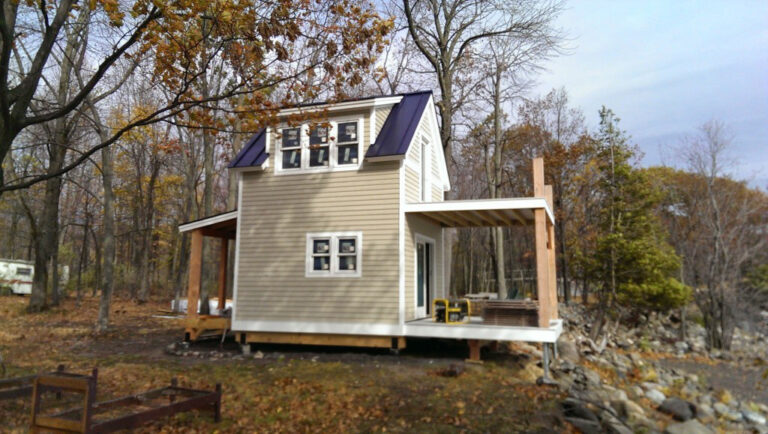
[[404, 214, 444, 321], [431, 140, 443, 201], [235, 111, 401, 325], [374, 106, 392, 138], [403, 108, 446, 203], [405, 166, 420, 203]]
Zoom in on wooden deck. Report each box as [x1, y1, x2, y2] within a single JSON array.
[[403, 317, 563, 343]]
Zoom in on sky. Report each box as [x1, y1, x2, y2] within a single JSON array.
[[533, 1, 768, 188]]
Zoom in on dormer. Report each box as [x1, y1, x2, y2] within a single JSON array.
[[227, 91, 451, 195]]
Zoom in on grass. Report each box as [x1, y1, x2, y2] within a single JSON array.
[[0, 295, 570, 433]]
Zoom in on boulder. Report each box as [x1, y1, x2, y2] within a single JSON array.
[[559, 340, 580, 363], [658, 397, 696, 421], [646, 388, 666, 405], [562, 398, 601, 434], [674, 341, 689, 353], [566, 417, 603, 434], [663, 419, 715, 434]]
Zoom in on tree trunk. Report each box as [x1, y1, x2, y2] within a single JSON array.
[[96, 141, 116, 332], [28, 139, 66, 312], [76, 211, 89, 304]]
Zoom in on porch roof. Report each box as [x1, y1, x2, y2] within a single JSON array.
[[178, 210, 237, 239], [404, 198, 554, 228]]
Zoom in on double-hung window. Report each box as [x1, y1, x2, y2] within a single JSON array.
[[309, 125, 330, 167], [306, 232, 362, 277], [336, 121, 359, 165], [280, 127, 301, 169]]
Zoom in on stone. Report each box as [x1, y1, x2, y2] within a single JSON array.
[[628, 352, 644, 367], [559, 340, 580, 363], [646, 388, 666, 405], [674, 341, 689, 352], [613, 354, 632, 372], [718, 389, 733, 404], [743, 410, 767, 425], [713, 402, 730, 417], [611, 398, 646, 421], [658, 397, 696, 421], [562, 398, 599, 421], [582, 367, 602, 385], [601, 413, 632, 434], [630, 385, 644, 398], [556, 360, 576, 373], [641, 367, 659, 382], [517, 361, 544, 383], [696, 404, 715, 424], [566, 417, 603, 434], [663, 419, 715, 434], [253, 350, 264, 359]]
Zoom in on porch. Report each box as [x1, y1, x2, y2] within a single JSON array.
[[404, 316, 563, 343], [405, 158, 559, 331], [178, 210, 237, 341]]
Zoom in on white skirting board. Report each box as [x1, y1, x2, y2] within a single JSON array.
[[231, 318, 563, 344]]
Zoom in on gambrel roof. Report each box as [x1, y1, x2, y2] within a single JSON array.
[[228, 91, 436, 169]]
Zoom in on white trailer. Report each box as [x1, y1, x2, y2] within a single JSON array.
[[0, 259, 34, 295]]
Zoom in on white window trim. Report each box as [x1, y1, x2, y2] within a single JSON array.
[[420, 133, 432, 202], [305, 232, 363, 278], [275, 116, 364, 175]]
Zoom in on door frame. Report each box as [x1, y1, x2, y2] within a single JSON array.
[[413, 233, 436, 319]]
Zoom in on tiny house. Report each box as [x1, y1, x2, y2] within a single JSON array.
[[179, 91, 562, 362], [0, 259, 34, 295]]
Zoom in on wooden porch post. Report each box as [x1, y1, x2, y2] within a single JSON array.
[[187, 229, 203, 318], [217, 238, 228, 311], [533, 158, 551, 328], [545, 185, 558, 321]]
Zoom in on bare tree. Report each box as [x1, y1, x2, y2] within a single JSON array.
[[678, 121, 767, 349], [401, 0, 563, 168]]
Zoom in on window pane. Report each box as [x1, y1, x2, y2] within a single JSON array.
[[313, 256, 330, 271], [282, 149, 301, 168], [339, 255, 356, 271], [338, 122, 357, 143], [309, 126, 328, 145], [313, 239, 330, 254], [309, 147, 329, 167], [339, 238, 356, 253], [337, 144, 358, 165], [282, 128, 300, 148], [16, 267, 31, 276]]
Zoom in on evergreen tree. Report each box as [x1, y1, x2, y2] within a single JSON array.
[[588, 107, 690, 336]]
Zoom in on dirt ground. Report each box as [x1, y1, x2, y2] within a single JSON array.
[[657, 357, 768, 405], [0, 295, 571, 433]]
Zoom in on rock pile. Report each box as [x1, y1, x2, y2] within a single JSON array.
[[554, 304, 768, 433]]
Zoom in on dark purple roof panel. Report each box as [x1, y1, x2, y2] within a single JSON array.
[[228, 128, 267, 168], [365, 91, 431, 158]]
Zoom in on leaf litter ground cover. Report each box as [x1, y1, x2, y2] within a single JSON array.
[[0, 295, 570, 432]]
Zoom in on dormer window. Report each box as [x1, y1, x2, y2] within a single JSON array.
[[280, 127, 301, 169], [337, 122, 359, 165], [309, 125, 330, 167], [276, 118, 363, 174]]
